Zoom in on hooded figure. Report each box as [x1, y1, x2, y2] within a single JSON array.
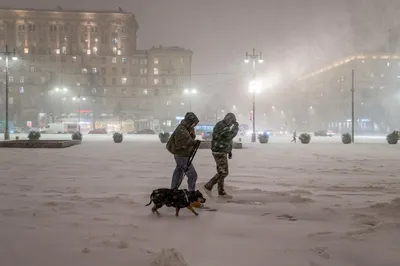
[[167, 112, 200, 191], [204, 113, 239, 198]]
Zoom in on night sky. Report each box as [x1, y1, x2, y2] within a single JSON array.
[[5, 0, 400, 100]]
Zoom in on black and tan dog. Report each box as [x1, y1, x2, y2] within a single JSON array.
[[146, 188, 206, 217]]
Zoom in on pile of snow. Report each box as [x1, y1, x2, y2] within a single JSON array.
[[151, 248, 188, 266]]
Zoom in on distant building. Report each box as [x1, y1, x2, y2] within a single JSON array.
[[290, 54, 400, 133], [0, 7, 192, 131]]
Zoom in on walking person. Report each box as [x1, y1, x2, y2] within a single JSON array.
[[291, 130, 297, 143], [204, 113, 239, 199], [166, 112, 200, 191]]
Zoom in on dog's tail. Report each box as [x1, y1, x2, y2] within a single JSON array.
[[145, 192, 154, 206]]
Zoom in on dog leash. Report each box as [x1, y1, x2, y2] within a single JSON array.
[[185, 140, 201, 173]]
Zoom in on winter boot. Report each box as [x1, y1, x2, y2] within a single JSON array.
[[218, 190, 233, 199], [203, 184, 213, 198]]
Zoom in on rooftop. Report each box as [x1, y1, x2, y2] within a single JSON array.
[[0, 6, 134, 16], [299, 53, 400, 81]]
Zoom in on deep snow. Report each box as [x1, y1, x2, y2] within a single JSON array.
[[0, 135, 399, 266]]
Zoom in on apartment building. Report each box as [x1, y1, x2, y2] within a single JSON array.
[[291, 54, 400, 133], [0, 7, 193, 131]]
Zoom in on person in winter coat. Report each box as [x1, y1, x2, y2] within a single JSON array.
[[204, 113, 239, 198], [166, 112, 200, 191], [291, 130, 297, 143]]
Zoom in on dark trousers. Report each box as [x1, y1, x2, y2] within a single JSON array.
[[171, 155, 198, 191]]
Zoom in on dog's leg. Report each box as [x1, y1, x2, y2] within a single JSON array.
[[152, 205, 161, 216], [187, 206, 199, 216], [175, 207, 180, 217]]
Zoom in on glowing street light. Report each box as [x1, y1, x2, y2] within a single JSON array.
[[249, 80, 262, 93], [183, 88, 198, 111], [245, 48, 263, 142]]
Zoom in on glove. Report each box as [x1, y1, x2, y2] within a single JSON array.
[[228, 152, 232, 159], [190, 129, 196, 139]]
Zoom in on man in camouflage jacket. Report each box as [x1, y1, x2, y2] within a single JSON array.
[[167, 112, 200, 191], [204, 112, 239, 198]]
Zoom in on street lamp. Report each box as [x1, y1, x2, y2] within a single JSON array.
[[245, 48, 263, 142], [0, 45, 17, 140], [183, 88, 197, 111]]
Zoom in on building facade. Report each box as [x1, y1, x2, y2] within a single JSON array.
[[0, 7, 192, 131], [290, 54, 400, 133]]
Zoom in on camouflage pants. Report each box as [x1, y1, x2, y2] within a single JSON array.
[[205, 152, 229, 193]]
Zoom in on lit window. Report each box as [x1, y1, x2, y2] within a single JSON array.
[[154, 58, 159, 64], [166, 120, 172, 127], [62, 46, 66, 54], [142, 89, 148, 95], [117, 50, 122, 55], [122, 57, 127, 64], [140, 68, 148, 75], [20, 77, 24, 83], [19, 87, 24, 93], [154, 78, 159, 85], [387, 62, 390, 67], [29, 66, 35, 73], [154, 68, 159, 75], [92, 67, 97, 73], [92, 88, 97, 93], [55, 49, 60, 54], [113, 47, 117, 53], [166, 100, 171, 106], [121, 77, 127, 84], [24, 47, 29, 54], [180, 57, 184, 64], [82, 68, 87, 74], [72, 56, 76, 62], [93, 47, 98, 54], [112, 57, 117, 64], [87, 49, 91, 55]]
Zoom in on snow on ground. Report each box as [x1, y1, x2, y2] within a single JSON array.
[[0, 135, 399, 266]]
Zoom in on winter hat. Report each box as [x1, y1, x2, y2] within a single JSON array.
[[223, 112, 237, 125], [183, 112, 199, 126]]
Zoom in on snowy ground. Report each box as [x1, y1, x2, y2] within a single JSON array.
[[0, 135, 399, 266]]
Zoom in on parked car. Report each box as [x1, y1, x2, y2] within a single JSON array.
[[14, 127, 23, 133], [41, 123, 78, 134], [88, 128, 107, 134], [135, 129, 156, 135], [201, 131, 212, 140], [314, 130, 334, 137]]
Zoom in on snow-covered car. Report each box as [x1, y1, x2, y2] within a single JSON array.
[[314, 130, 334, 137]]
